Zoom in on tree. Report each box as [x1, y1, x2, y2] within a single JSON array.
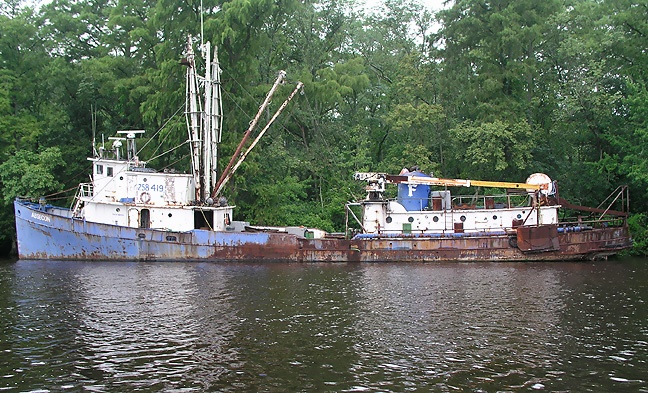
[[1, 0, 647, 255], [0, 148, 65, 252], [448, 119, 536, 181], [0, 148, 65, 204], [435, 0, 562, 124]]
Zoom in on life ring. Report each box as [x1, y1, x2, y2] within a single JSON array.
[[140, 192, 151, 203]]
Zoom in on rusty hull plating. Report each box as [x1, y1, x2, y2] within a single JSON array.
[[15, 199, 631, 262]]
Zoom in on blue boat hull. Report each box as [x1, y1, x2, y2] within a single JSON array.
[[14, 199, 308, 261]]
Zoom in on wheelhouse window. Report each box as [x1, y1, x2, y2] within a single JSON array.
[[96, 164, 103, 175], [107, 167, 114, 177]]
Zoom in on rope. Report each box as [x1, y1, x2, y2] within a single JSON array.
[[39, 161, 94, 200], [138, 104, 186, 159], [146, 140, 190, 163], [199, 208, 214, 231], [159, 154, 191, 171], [43, 185, 79, 198]]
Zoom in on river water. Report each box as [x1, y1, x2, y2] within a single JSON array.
[[0, 258, 646, 392]]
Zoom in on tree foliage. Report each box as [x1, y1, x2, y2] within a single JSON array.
[[1, 0, 647, 255], [0, 147, 65, 204]]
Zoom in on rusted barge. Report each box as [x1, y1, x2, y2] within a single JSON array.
[[14, 169, 631, 262], [13, 38, 632, 262]]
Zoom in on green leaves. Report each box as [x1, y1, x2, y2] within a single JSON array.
[[626, 213, 648, 256], [449, 120, 535, 180], [0, 148, 64, 204], [436, 0, 562, 122], [1, 0, 648, 255], [384, 103, 444, 144]]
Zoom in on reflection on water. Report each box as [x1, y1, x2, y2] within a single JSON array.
[[352, 265, 566, 391], [0, 259, 647, 392]]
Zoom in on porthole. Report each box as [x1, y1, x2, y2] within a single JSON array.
[[386, 216, 392, 223], [517, 214, 522, 219], [493, 215, 498, 220], [460, 215, 466, 222], [116, 208, 121, 212], [168, 213, 173, 217], [433, 216, 439, 222], [119, 176, 124, 180], [143, 178, 148, 182], [408, 217, 414, 223]]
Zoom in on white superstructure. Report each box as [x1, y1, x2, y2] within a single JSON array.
[[75, 132, 234, 232], [354, 171, 559, 235]]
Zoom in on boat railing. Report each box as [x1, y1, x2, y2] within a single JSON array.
[[77, 183, 94, 198], [345, 202, 365, 238], [556, 186, 629, 227], [558, 217, 626, 229], [392, 193, 531, 211], [344, 214, 626, 240], [450, 194, 529, 210], [71, 183, 94, 215]]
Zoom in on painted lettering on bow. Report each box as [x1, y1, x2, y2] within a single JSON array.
[[31, 212, 51, 223]]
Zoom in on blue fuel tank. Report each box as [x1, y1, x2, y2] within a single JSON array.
[[397, 171, 431, 211]]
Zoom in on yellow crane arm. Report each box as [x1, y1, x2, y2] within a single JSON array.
[[385, 175, 545, 191]]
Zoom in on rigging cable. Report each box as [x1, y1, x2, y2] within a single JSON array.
[[137, 104, 186, 159]]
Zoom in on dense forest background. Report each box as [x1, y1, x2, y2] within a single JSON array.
[[1, 0, 647, 256]]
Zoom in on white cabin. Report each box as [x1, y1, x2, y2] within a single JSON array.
[[355, 171, 560, 235], [361, 198, 559, 235], [74, 133, 235, 232]]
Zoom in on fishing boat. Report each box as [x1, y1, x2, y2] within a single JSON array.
[[13, 40, 632, 262]]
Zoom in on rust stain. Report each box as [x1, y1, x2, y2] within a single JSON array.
[[517, 225, 560, 252], [19, 211, 632, 263]]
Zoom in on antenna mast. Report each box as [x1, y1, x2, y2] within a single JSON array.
[[185, 39, 203, 201], [91, 104, 98, 157], [200, 0, 204, 48]]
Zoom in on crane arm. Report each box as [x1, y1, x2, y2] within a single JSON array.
[[354, 173, 547, 191]]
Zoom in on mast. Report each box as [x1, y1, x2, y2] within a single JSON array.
[[210, 46, 223, 193], [211, 71, 286, 198], [202, 43, 212, 201], [200, 42, 223, 201], [185, 38, 223, 203], [91, 104, 98, 157], [212, 81, 303, 198], [185, 38, 202, 201]]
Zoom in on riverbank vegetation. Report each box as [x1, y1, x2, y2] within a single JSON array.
[[1, 0, 646, 255]]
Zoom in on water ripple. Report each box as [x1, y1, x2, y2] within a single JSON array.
[[0, 260, 647, 392]]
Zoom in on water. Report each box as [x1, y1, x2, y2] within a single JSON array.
[[0, 259, 646, 392]]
